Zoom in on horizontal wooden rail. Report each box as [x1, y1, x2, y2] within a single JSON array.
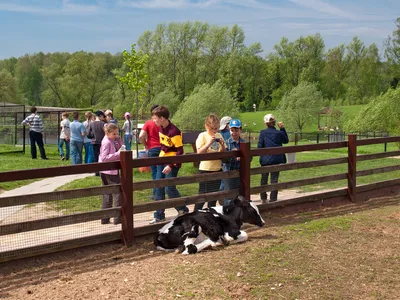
[[133, 170, 239, 191], [0, 185, 121, 208], [356, 136, 400, 146], [356, 165, 400, 177], [133, 190, 238, 214], [0, 208, 120, 236], [357, 150, 400, 161], [251, 173, 348, 194], [0, 161, 121, 183], [131, 150, 239, 168], [251, 141, 347, 157], [356, 178, 400, 193], [259, 188, 348, 210], [251, 157, 348, 175], [0, 232, 121, 263]]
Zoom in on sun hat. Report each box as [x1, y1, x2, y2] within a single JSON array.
[[124, 112, 131, 118], [229, 119, 242, 128], [263, 114, 276, 124], [219, 116, 232, 130]]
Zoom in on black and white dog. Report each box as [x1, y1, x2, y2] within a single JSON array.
[[154, 196, 265, 254]]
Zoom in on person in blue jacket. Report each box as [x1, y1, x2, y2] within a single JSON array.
[[258, 114, 289, 203]]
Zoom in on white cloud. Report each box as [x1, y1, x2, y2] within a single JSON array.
[[289, 0, 358, 19], [0, 0, 99, 15]]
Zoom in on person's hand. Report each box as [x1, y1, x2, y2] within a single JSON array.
[[278, 122, 284, 129], [162, 165, 172, 174], [231, 148, 240, 161]]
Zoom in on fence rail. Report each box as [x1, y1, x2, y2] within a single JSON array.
[[0, 134, 399, 262]]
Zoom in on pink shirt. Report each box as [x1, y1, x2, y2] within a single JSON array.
[[141, 120, 161, 150], [99, 136, 123, 175]]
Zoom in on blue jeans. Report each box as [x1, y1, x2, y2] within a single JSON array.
[[260, 171, 280, 201], [148, 147, 161, 196], [84, 142, 93, 164], [124, 134, 132, 151], [153, 165, 188, 220], [58, 138, 70, 159], [223, 176, 240, 206], [70, 140, 83, 165]]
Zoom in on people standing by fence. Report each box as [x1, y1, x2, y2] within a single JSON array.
[[88, 110, 106, 175], [258, 114, 289, 203], [69, 111, 86, 165], [194, 114, 226, 211], [58, 112, 70, 161], [121, 112, 133, 151], [149, 105, 189, 224], [99, 123, 123, 225], [83, 111, 94, 164], [223, 119, 245, 205], [21, 106, 48, 160], [139, 105, 162, 200]]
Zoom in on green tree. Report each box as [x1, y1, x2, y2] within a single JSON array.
[[173, 81, 238, 130], [150, 89, 180, 117], [0, 69, 20, 103], [278, 82, 324, 132], [384, 17, 400, 88]]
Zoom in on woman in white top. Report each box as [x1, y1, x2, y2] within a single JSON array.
[[121, 112, 133, 150], [194, 114, 226, 211]]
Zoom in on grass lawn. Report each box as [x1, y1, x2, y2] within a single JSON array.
[[239, 105, 366, 133]]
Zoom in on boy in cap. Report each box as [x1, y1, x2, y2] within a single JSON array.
[[258, 114, 289, 203], [223, 118, 246, 205]]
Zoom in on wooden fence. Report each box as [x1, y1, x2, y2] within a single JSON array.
[[0, 134, 399, 262]]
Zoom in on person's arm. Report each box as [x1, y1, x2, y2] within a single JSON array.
[[139, 129, 148, 149], [80, 123, 86, 137], [196, 133, 215, 154], [38, 117, 45, 134], [257, 131, 265, 148], [278, 123, 289, 144], [99, 142, 120, 162]]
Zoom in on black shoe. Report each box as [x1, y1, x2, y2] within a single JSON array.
[[101, 219, 110, 224], [269, 199, 277, 203], [42, 158, 49, 160]]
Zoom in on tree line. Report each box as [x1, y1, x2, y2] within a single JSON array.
[[0, 19, 399, 124]]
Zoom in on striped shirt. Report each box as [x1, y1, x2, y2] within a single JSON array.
[[21, 114, 44, 133]]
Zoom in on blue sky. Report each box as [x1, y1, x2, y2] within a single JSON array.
[[0, 0, 398, 59]]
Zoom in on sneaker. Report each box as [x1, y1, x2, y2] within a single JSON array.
[[61, 156, 65, 161], [149, 218, 166, 224]]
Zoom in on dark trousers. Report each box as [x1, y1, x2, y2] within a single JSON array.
[[29, 131, 47, 159], [100, 173, 121, 224], [260, 171, 280, 201], [92, 143, 101, 175], [194, 170, 222, 211]]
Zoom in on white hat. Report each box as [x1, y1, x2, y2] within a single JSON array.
[[263, 114, 276, 123], [219, 116, 232, 130]]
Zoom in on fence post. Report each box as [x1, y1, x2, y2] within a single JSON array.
[[347, 134, 357, 203], [316, 133, 320, 144], [239, 142, 251, 200], [120, 150, 134, 247]]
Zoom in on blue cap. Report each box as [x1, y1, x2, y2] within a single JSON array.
[[229, 119, 242, 128]]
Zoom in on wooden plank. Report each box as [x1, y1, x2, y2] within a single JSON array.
[[240, 142, 251, 200], [250, 173, 348, 194], [251, 157, 348, 175], [347, 134, 357, 202], [133, 170, 239, 191], [0, 208, 120, 236], [259, 189, 348, 210], [356, 136, 400, 146], [0, 232, 121, 263], [356, 165, 400, 177], [0, 185, 121, 208], [0, 161, 121, 183], [356, 150, 400, 161], [133, 190, 238, 214], [131, 151, 239, 168], [120, 151, 134, 247], [356, 178, 400, 193], [251, 141, 348, 157]]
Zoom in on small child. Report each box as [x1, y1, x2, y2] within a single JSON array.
[[194, 114, 226, 211], [223, 119, 245, 205], [99, 123, 123, 225]]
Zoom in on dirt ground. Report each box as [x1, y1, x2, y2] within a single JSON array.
[[1, 195, 399, 300]]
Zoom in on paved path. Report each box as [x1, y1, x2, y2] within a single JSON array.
[[0, 173, 94, 222]]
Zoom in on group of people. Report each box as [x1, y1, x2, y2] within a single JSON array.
[[22, 105, 289, 226], [135, 105, 289, 224]]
